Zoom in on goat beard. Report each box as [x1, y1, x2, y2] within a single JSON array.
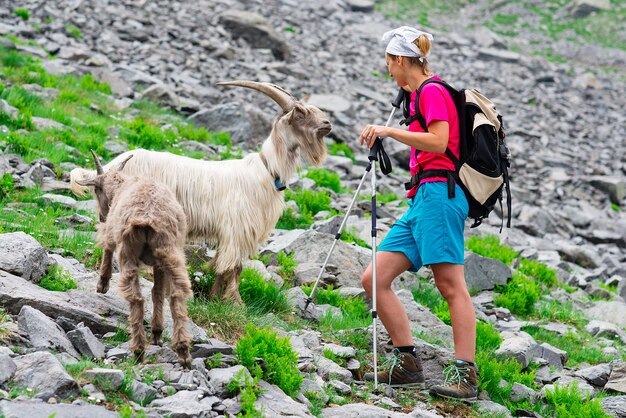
[[299, 132, 328, 167]]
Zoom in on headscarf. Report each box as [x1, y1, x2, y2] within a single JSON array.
[[382, 26, 434, 62]]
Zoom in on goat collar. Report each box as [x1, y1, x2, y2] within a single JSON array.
[[259, 152, 286, 191]]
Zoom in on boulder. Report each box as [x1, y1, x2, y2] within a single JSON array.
[[17, 305, 79, 357], [12, 352, 79, 400], [464, 252, 512, 291], [218, 10, 290, 60], [0, 400, 118, 418], [0, 232, 49, 283]]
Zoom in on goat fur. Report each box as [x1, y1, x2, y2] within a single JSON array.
[[79, 157, 193, 367]]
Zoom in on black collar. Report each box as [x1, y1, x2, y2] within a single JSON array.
[[259, 152, 286, 191]]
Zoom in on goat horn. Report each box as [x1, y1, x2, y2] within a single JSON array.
[[216, 80, 296, 112], [90, 149, 104, 175]]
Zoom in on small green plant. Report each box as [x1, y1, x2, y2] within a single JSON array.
[[466, 235, 518, 265], [530, 299, 586, 329], [285, 188, 331, 217], [206, 352, 223, 369], [275, 206, 312, 230], [239, 267, 290, 315], [234, 324, 302, 396], [276, 250, 297, 281], [8, 385, 35, 399], [493, 13, 519, 25], [494, 272, 541, 316], [304, 168, 343, 193], [284, 26, 296, 33], [544, 382, 610, 418], [1, 173, 15, 197], [377, 192, 399, 203], [303, 285, 371, 330], [38, 264, 78, 292], [518, 259, 557, 287], [340, 227, 370, 248], [64, 24, 82, 39], [188, 297, 249, 343], [227, 369, 264, 417], [104, 325, 130, 345], [64, 357, 102, 379], [329, 143, 355, 161], [611, 203, 621, 212], [13, 8, 30, 21]]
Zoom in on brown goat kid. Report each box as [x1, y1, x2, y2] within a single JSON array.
[[77, 151, 193, 367]]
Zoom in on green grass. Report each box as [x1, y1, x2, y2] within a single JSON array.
[[494, 272, 542, 316], [340, 227, 370, 248], [377, 0, 474, 27], [276, 250, 297, 281], [239, 267, 290, 316], [329, 143, 355, 162], [13, 8, 30, 21], [544, 382, 611, 418], [64, 24, 82, 40], [522, 326, 617, 366], [304, 168, 343, 193], [529, 299, 587, 329], [466, 235, 518, 265], [303, 285, 371, 331], [518, 259, 557, 287], [278, 188, 332, 229], [227, 369, 264, 417], [38, 264, 77, 291]]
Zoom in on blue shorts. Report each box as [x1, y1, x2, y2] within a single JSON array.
[[378, 182, 468, 272]]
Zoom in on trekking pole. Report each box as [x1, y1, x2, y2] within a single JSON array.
[[304, 88, 405, 313]]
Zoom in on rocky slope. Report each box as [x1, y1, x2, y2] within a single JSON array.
[[0, 0, 625, 417]]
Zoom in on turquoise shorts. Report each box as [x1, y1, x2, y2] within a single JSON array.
[[378, 182, 468, 272]]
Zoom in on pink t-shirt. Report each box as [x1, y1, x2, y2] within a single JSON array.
[[407, 76, 460, 198]]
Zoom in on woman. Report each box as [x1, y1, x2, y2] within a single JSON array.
[[359, 26, 477, 401]]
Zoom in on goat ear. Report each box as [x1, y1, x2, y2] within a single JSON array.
[[289, 103, 306, 121], [75, 178, 96, 187]]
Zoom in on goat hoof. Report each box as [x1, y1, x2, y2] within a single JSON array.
[[175, 343, 191, 369], [96, 284, 109, 294], [151, 331, 163, 346], [179, 356, 192, 370], [134, 350, 145, 363]]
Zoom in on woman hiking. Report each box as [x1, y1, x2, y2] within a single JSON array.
[[359, 26, 478, 401]]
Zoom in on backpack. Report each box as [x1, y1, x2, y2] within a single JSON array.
[[400, 79, 512, 229]]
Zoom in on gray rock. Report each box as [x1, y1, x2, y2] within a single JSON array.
[[328, 379, 351, 395], [140, 84, 179, 108], [191, 339, 234, 358], [42, 193, 77, 208], [322, 343, 356, 359], [103, 141, 128, 156], [570, 0, 612, 18], [464, 252, 512, 291], [585, 320, 626, 344], [129, 380, 157, 405], [322, 403, 412, 417], [607, 363, 626, 394], [397, 289, 453, 347], [31, 117, 66, 131], [0, 99, 18, 118], [477, 48, 521, 63], [0, 354, 16, 385], [17, 305, 79, 357], [66, 326, 106, 360], [0, 399, 118, 418], [0, 232, 49, 282], [255, 381, 315, 417], [589, 176, 625, 204], [314, 355, 353, 384], [537, 342, 568, 370], [149, 390, 216, 417], [82, 368, 125, 391], [12, 351, 79, 400], [207, 365, 251, 397], [219, 10, 290, 60], [601, 395, 626, 417], [306, 94, 352, 113], [346, 0, 376, 13], [300, 377, 329, 404], [495, 331, 538, 369], [510, 382, 536, 402], [586, 302, 626, 328], [0, 271, 125, 334], [188, 102, 272, 146], [575, 363, 612, 387], [91, 68, 133, 97], [286, 286, 341, 321], [105, 347, 130, 362], [475, 400, 513, 417]]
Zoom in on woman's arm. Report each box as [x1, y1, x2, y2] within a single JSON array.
[[359, 120, 450, 153]]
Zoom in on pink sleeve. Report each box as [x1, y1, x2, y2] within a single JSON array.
[[419, 85, 449, 127]]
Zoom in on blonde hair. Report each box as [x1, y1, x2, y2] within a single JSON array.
[[386, 34, 433, 76]]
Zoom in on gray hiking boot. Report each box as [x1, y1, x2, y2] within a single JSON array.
[[429, 359, 478, 402], [365, 348, 425, 388]]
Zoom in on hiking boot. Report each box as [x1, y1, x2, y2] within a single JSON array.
[[364, 348, 425, 388], [429, 360, 478, 402]]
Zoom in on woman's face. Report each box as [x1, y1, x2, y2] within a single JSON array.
[[386, 54, 407, 87]]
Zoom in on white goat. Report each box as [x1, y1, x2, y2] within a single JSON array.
[[71, 80, 332, 303]]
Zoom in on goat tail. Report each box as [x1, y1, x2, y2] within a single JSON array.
[[69, 168, 97, 197], [121, 221, 153, 245]]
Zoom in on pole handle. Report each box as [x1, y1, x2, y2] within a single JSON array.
[[392, 87, 405, 109]]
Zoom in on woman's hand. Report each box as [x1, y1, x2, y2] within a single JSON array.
[[359, 125, 390, 148]]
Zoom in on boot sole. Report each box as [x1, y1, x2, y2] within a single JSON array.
[[389, 382, 426, 389]]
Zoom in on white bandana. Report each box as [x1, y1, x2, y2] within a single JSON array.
[[382, 26, 434, 60]]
